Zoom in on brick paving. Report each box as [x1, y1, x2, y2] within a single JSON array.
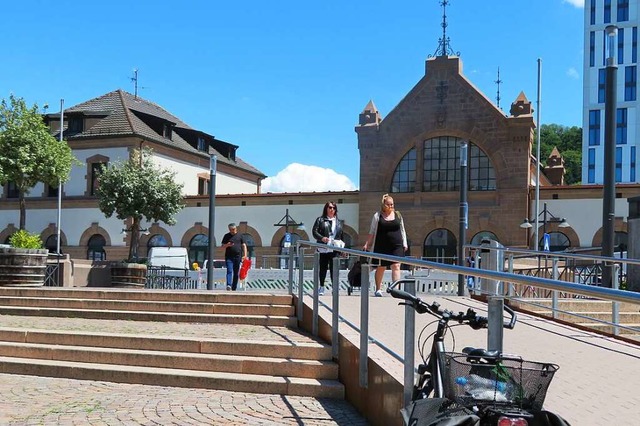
[[0, 311, 368, 425], [0, 374, 366, 425]]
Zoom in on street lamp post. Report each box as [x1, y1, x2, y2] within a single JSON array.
[[273, 209, 305, 268], [520, 202, 570, 250], [520, 203, 570, 277], [602, 25, 618, 288], [207, 155, 217, 290], [458, 141, 468, 296]]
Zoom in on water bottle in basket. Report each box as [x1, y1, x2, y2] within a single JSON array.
[[455, 374, 512, 402]]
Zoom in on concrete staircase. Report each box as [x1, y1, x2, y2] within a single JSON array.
[[510, 298, 640, 341], [0, 287, 344, 398]]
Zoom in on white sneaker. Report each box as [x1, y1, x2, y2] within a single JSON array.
[[318, 287, 325, 296], [374, 290, 383, 297], [226, 285, 231, 291]]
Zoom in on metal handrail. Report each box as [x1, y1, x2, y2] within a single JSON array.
[[289, 240, 640, 408]]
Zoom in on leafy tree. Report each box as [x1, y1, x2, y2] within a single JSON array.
[[96, 148, 185, 261], [536, 124, 583, 185], [0, 95, 77, 229]]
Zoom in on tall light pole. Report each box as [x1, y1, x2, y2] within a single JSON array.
[[602, 25, 618, 288], [457, 141, 468, 296], [56, 99, 64, 256], [534, 59, 542, 251], [207, 154, 217, 290]]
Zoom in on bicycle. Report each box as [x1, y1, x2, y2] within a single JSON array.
[[387, 281, 570, 426]]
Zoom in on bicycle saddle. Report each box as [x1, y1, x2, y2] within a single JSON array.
[[462, 347, 501, 361]]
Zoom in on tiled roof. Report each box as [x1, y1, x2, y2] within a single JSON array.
[[61, 89, 265, 177]]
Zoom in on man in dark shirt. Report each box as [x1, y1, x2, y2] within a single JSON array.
[[221, 223, 247, 291]]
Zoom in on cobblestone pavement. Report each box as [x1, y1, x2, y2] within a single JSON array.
[[0, 314, 368, 425], [0, 374, 368, 426], [0, 315, 315, 343]]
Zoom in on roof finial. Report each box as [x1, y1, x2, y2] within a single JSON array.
[[430, 1, 460, 58], [495, 67, 502, 109]]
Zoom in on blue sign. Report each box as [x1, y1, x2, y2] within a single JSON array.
[[284, 233, 291, 243], [543, 233, 550, 252]]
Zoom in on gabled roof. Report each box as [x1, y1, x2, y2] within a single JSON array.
[[54, 89, 264, 177]]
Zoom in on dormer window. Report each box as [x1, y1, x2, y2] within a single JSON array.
[[68, 117, 83, 133], [197, 136, 207, 152], [163, 123, 172, 139]]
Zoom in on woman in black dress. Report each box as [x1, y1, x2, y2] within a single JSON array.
[[363, 194, 408, 296]]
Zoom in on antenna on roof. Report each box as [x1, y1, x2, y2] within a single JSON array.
[[495, 67, 502, 109], [131, 68, 139, 99]]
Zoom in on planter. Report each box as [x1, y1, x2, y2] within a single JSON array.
[[0, 248, 49, 287], [110, 262, 148, 288]]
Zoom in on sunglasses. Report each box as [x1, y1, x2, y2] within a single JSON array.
[[328, 206, 336, 210]]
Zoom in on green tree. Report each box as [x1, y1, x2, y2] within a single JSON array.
[[537, 124, 583, 185], [96, 148, 185, 261], [0, 95, 78, 229]]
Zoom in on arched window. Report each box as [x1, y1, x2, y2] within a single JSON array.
[[423, 229, 457, 264], [147, 234, 168, 249], [470, 231, 499, 246], [188, 234, 212, 268], [423, 136, 496, 192], [242, 233, 256, 259], [615, 231, 628, 252], [45, 235, 59, 253], [87, 234, 106, 260], [390, 148, 416, 192], [539, 232, 570, 252]]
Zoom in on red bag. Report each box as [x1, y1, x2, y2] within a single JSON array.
[[239, 258, 251, 280]]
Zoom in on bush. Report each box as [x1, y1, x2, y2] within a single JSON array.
[[9, 230, 44, 249]]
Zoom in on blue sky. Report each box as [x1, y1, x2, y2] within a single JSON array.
[[1, 0, 585, 191]]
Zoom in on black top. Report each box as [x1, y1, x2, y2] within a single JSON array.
[[374, 215, 404, 257], [221, 232, 245, 258]]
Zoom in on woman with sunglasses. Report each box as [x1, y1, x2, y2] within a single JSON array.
[[311, 202, 344, 295], [363, 194, 408, 296]]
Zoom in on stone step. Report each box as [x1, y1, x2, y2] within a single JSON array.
[[0, 328, 332, 360], [512, 298, 638, 312], [574, 322, 640, 335], [0, 296, 294, 316], [0, 287, 293, 305], [0, 305, 296, 327], [0, 341, 338, 379], [0, 356, 344, 399]]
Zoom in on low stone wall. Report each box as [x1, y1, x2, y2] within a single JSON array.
[[295, 296, 404, 426]]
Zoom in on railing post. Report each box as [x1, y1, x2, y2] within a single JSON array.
[[312, 251, 320, 336], [331, 256, 340, 359], [507, 254, 514, 296], [288, 250, 295, 295], [403, 279, 416, 408], [487, 296, 504, 352], [297, 247, 305, 323], [612, 263, 620, 335], [359, 263, 370, 388], [552, 257, 559, 319]]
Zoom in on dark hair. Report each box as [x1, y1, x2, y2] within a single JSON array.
[[322, 201, 338, 216]]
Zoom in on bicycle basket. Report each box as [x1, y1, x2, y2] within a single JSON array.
[[442, 353, 559, 411]]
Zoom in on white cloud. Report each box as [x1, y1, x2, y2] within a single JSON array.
[[563, 0, 584, 8], [566, 67, 580, 79], [262, 163, 357, 193]]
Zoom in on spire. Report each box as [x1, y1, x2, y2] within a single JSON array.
[[430, 0, 460, 58], [358, 100, 381, 126]]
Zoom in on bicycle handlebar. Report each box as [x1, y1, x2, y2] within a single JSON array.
[[387, 286, 517, 330]]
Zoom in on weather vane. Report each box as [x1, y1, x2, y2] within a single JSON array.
[[495, 67, 502, 109], [430, 0, 460, 58]]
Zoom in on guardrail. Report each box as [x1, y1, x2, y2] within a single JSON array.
[[288, 240, 640, 408]]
